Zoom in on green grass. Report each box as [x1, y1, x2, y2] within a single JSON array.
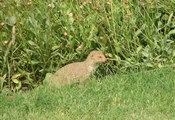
[[1, 1, 175, 119], [1, 67, 175, 120]]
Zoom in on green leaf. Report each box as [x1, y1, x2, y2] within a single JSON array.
[[167, 12, 173, 26], [69, 17, 74, 24], [135, 29, 142, 36], [141, 51, 149, 58], [12, 74, 21, 79], [28, 15, 38, 28], [155, 12, 162, 19], [168, 29, 175, 35], [12, 79, 22, 90], [115, 43, 121, 53], [16, 83, 22, 90], [136, 46, 142, 53], [52, 45, 61, 50], [107, 53, 113, 58], [14, 0, 21, 6], [31, 60, 41, 65], [28, 40, 39, 48], [146, 63, 153, 67], [28, 40, 37, 46], [162, 14, 169, 21], [12, 79, 20, 84], [173, 50, 175, 57], [115, 55, 121, 63], [8, 16, 16, 26]]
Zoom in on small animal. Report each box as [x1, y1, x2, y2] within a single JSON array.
[[48, 50, 107, 86]]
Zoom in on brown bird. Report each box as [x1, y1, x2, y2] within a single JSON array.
[[46, 50, 107, 86]]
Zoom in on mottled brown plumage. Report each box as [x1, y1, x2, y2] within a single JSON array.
[[50, 50, 106, 86]]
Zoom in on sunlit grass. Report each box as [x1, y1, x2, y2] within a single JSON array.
[[1, 0, 175, 90], [1, 67, 175, 119]]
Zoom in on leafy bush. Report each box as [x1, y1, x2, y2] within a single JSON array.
[[0, 0, 175, 91]]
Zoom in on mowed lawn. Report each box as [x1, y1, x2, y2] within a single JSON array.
[[0, 67, 175, 120]]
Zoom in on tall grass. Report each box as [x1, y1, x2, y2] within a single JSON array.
[[0, 0, 175, 91]]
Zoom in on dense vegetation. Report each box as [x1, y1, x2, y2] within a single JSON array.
[[1, 0, 175, 91]]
